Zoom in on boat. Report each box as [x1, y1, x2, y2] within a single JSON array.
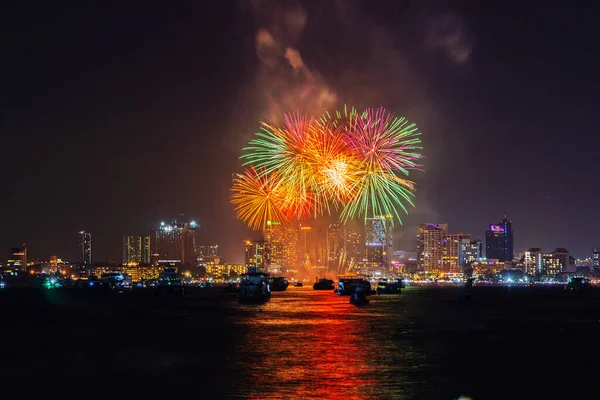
[[101, 271, 132, 291], [350, 287, 370, 305], [566, 277, 590, 292], [270, 276, 289, 292], [155, 268, 185, 296], [335, 274, 375, 295], [376, 279, 403, 294], [197, 279, 213, 288], [294, 282, 303, 287], [239, 272, 271, 303], [313, 278, 334, 290]]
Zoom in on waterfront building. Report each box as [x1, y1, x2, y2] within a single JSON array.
[[592, 248, 600, 272], [417, 223, 447, 272], [122, 236, 151, 264], [344, 226, 364, 271], [197, 244, 218, 257], [471, 259, 508, 275], [79, 231, 92, 265], [265, 221, 298, 271], [485, 216, 514, 262], [327, 223, 346, 272], [150, 217, 198, 266], [365, 215, 393, 264], [458, 236, 482, 266], [245, 240, 267, 271], [524, 248, 543, 275], [442, 234, 461, 272], [7, 245, 27, 271]]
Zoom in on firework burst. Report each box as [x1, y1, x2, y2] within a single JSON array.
[[341, 107, 422, 222], [233, 106, 423, 230], [231, 166, 288, 231]]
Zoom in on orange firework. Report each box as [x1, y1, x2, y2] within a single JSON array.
[[231, 166, 289, 231], [305, 119, 360, 205]]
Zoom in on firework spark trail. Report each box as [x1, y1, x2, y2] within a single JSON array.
[[231, 166, 289, 231], [233, 106, 423, 230], [340, 107, 423, 222]]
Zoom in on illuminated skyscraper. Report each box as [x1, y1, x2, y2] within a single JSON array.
[[197, 244, 218, 257], [592, 248, 600, 272], [245, 240, 267, 271], [122, 236, 151, 265], [299, 224, 313, 267], [151, 217, 198, 266], [7, 245, 27, 271], [552, 248, 570, 273], [79, 231, 92, 266], [265, 221, 298, 270], [417, 223, 447, 272], [541, 253, 561, 275], [458, 236, 482, 266], [327, 223, 346, 272], [442, 234, 461, 272], [524, 248, 542, 275], [365, 215, 393, 264], [344, 227, 363, 270], [485, 216, 514, 262]]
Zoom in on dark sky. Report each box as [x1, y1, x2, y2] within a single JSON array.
[[2, 0, 599, 263]]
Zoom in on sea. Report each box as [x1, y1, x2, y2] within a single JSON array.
[[1, 284, 599, 399]]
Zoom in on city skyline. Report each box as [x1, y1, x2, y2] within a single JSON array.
[[3, 2, 600, 262], [6, 213, 598, 267]]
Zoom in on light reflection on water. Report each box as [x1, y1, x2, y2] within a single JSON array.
[[219, 285, 600, 399], [225, 287, 426, 399]]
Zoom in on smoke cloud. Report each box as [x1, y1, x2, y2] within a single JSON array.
[[426, 13, 472, 65], [248, 2, 337, 123], [243, 0, 473, 250]]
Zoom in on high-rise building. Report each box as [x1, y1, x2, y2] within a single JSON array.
[[552, 248, 570, 273], [592, 248, 600, 272], [151, 217, 198, 266], [417, 223, 447, 272], [458, 236, 482, 266], [365, 217, 384, 264], [7, 245, 27, 270], [442, 234, 461, 272], [265, 221, 298, 271], [541, 253, 562, 275], [327, 223, 346, 272], [79, 231, 92, 266], [364, 215, 393, 265], [122, 236, 151, 265], [485, 216, 514, 262], [245, 240, 267, 271], [345, 227, 364, 270], [524, 248, 542, 275], [197, 244, 218, 258], [298, 224, 313, 267]]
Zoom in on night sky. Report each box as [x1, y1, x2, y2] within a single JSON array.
[[2, 0, 599, 263]]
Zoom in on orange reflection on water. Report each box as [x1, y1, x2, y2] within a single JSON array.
[[237, 288, 381, 399]]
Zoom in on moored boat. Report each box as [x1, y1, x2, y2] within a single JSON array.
[[155, 268, 184, 296], [566, 277, 590, 292], [335, 274, 375, 295], [239, 272, 271, 303], [313, 278, 335, 290], [270, 276, 289, 292], [376, 279, 403, 295]]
